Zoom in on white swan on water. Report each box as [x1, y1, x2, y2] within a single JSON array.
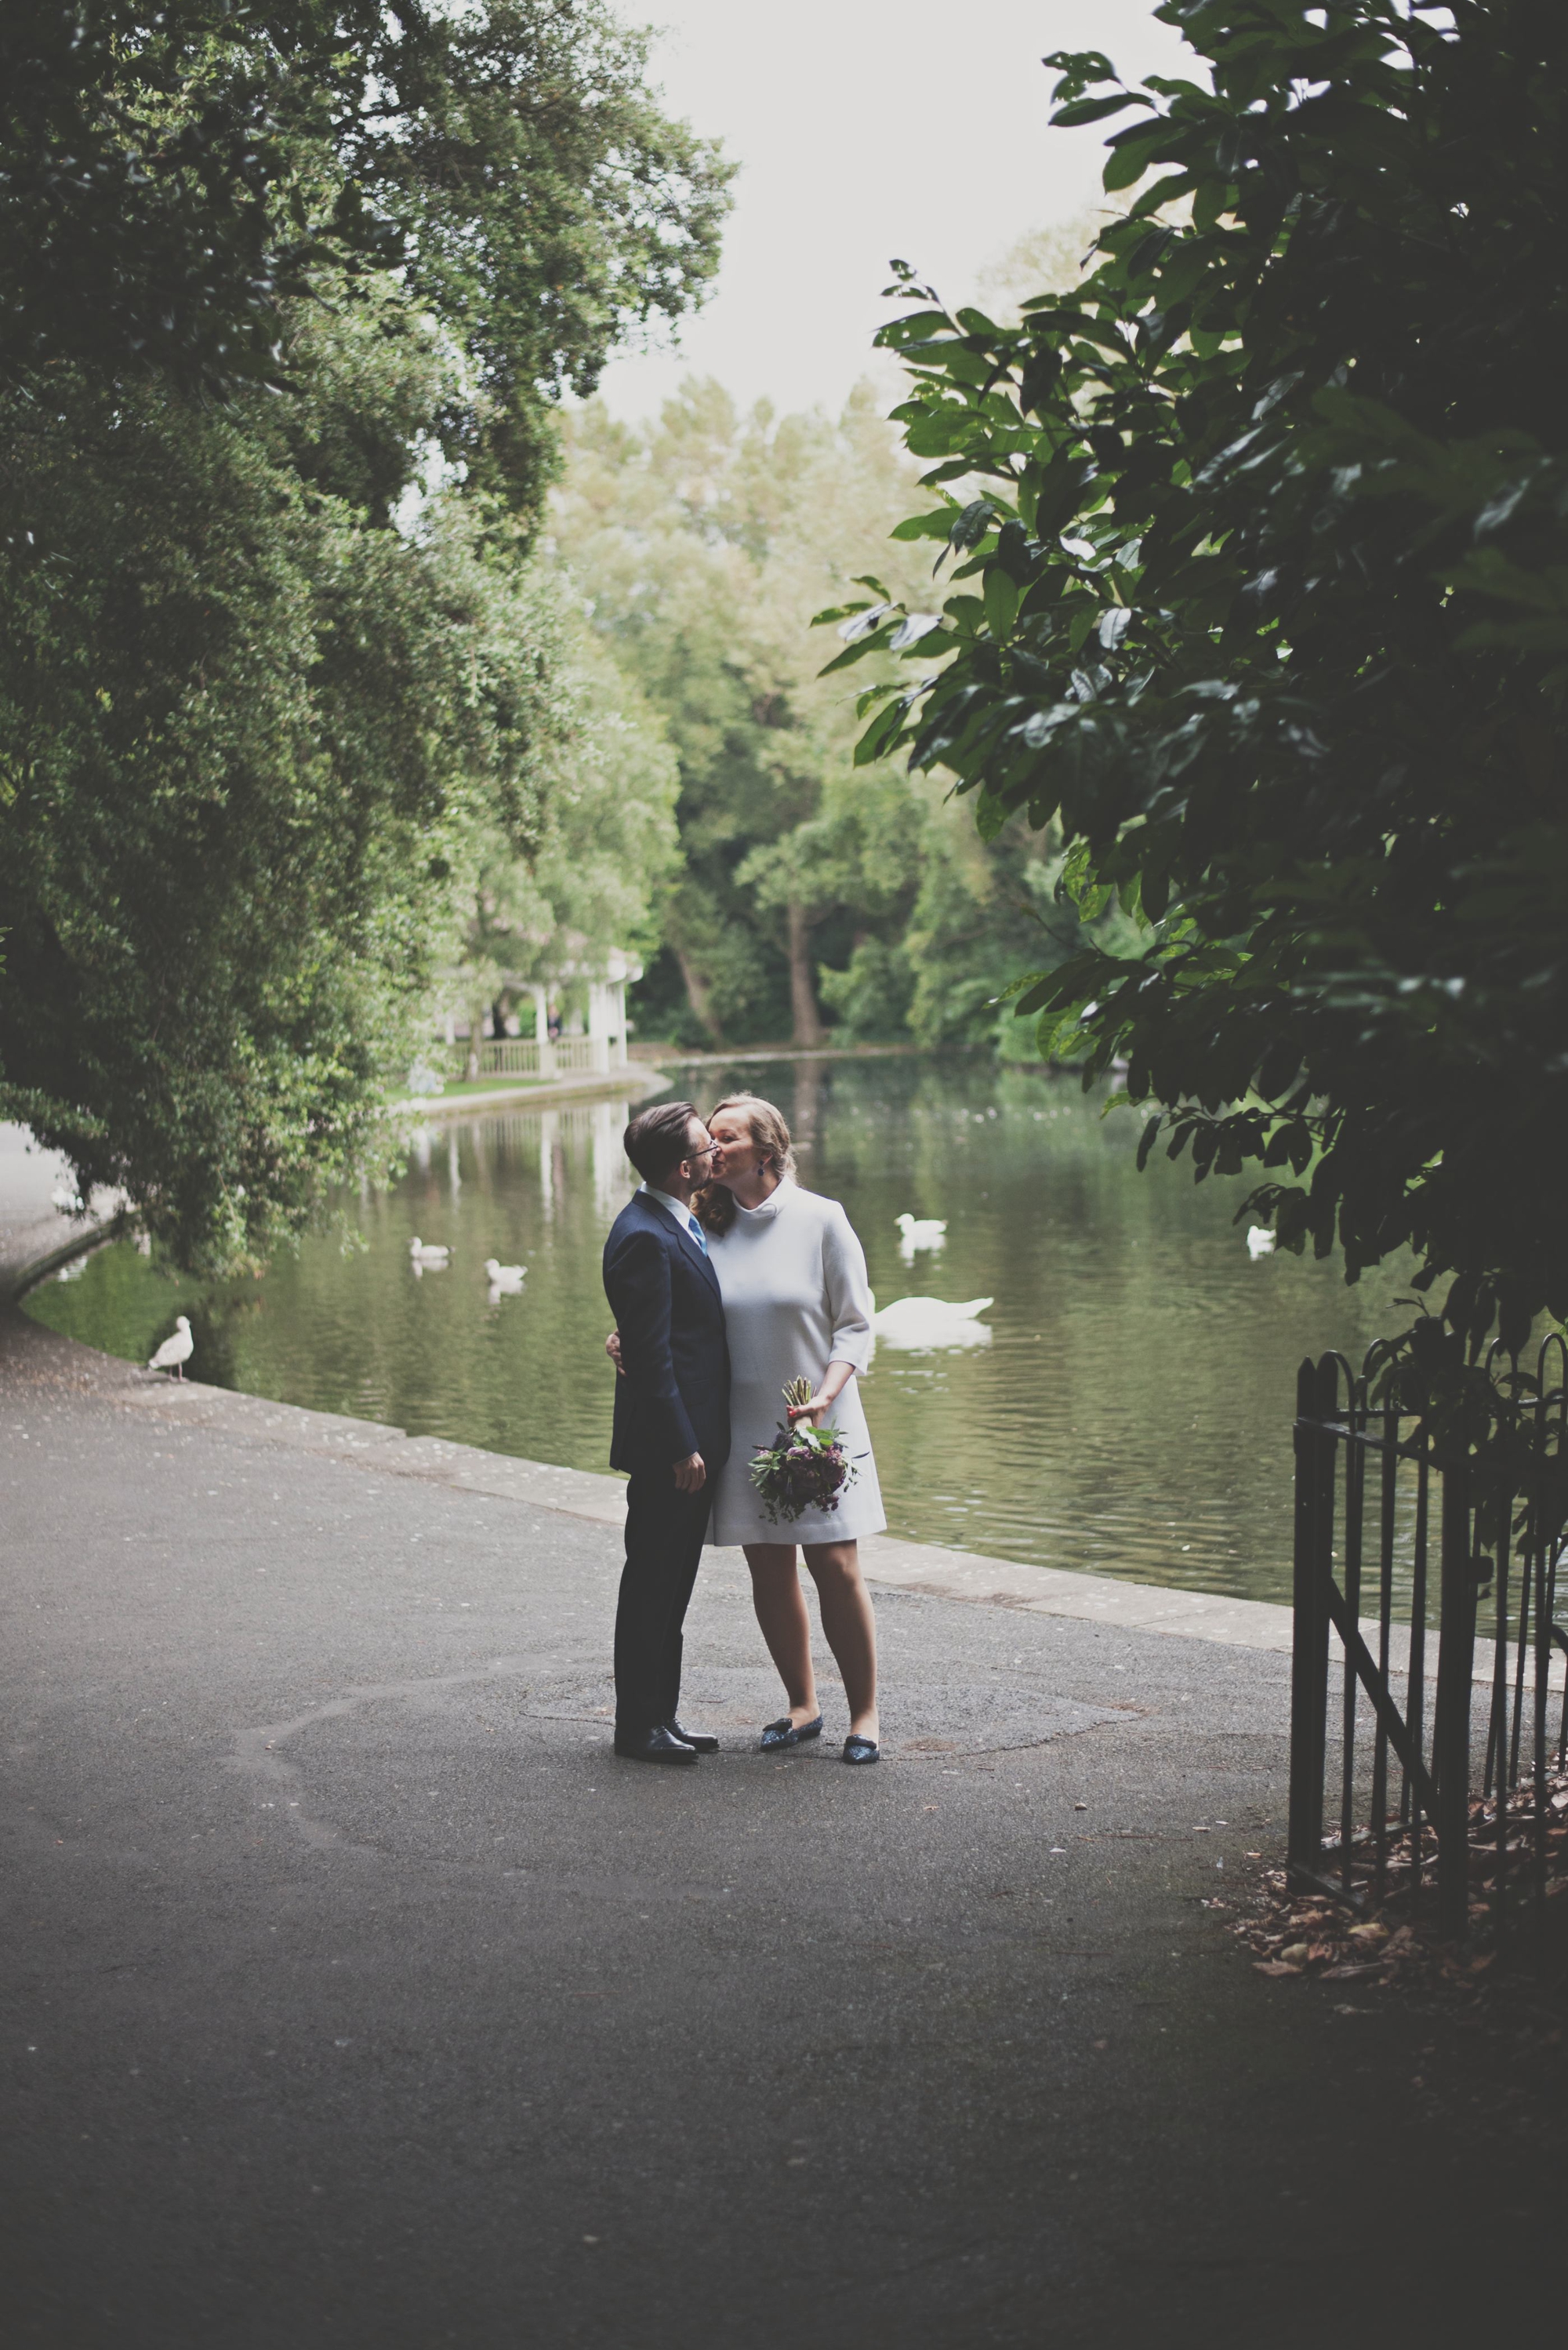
[[409, 1236, 450, 1265], [147, 1316, 194, 1378], [871, 1295, 993, 1351], [895, 1213, 947, 1260], [1247, 1226, 1276, 1259], [485, 1258, 525, 1295]]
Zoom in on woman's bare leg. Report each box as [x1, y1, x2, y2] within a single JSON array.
[[801, 1541, 879, 1742], [743, 1544, 819, 1724]]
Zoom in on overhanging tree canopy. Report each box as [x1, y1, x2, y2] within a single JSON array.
[[2, 1, 731, 511], [1, 3, 729, 1267], [833, 0, 1568, 1352]]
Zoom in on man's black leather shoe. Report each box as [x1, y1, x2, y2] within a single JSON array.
[[666, 1719, 719, 1753], [614, 1724, 699, 1763]]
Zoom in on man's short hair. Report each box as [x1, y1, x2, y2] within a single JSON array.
[[623, 1100, 703, 1186]]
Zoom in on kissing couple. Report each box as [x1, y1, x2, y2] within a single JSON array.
[[602, 1091, 884, 1766]]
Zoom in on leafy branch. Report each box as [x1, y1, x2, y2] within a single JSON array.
[[838, 0, 1568, 1358]]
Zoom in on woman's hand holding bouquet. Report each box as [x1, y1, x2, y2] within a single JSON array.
[[748, 1377, 858, 1527]]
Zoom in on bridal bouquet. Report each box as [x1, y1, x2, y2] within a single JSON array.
[[748, 1378, 858, 1526]]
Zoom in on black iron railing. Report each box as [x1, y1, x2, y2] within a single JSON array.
[[1290, 1344, 1568, 1942]]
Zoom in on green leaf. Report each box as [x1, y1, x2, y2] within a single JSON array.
[[836, 603, 896, 643], [852, 699, 906, 765], [888, 508, 958, 543], [1102, 125, 1172, 194], [1051, 92, 1154, 127], [982, 570, 1020, 640], [975, 792, 1010, 842], [816, 631, 891, 677], [950, 499, 1000, 552], [888, 612, 946, 652]]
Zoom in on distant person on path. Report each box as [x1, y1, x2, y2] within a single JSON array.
[[609, 1093, 885, 1763], [601, 1102, 731, 1764]]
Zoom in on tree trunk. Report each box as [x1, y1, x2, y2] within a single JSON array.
[[673, 946, 724, 1048], [787, 900, 825, 1047]]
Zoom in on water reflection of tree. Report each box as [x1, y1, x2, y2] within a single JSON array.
[[789, 1061, 825, 1166]]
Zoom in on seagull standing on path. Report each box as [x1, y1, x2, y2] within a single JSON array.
[[147, 1316, 194, 1379]]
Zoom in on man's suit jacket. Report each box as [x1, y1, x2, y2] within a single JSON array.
[[603, 1191, 731, 1478]]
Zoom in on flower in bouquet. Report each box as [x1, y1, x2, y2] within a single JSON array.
[[747, 1377, 859, 1527]]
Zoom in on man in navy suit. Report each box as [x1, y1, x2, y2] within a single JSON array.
[[602, 1101, 731, 1763]]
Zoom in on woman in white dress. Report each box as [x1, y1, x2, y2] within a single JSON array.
[[698, 1094, 884, 1763]]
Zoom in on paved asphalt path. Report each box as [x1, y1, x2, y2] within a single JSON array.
[[2, 1310, 1553, 2347]]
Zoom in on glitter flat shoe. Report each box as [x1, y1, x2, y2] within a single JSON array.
[[760, 1714, 822, 1750]]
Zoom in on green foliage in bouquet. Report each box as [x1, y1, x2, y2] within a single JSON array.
[[748, 1378, 858, 1527]]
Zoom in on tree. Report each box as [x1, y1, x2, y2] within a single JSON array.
[[895, 805, 1139, 1055], [437, 588, 681, 1058], [556, 372, 1132, 1052], [734, 765, 927, 1046], [837, 0, 1568, 1352], [973, 210, 1108, 326], [0, 6, 730, 1264], [2, 2, 732, 512], [360, 0, 732, 516], [552, 380, 940, 1047], [2, 0, 381, 400], [0, 307, 557, 1267]]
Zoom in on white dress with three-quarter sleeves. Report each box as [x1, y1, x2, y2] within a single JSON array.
[[705, 1181, 886, 1547]]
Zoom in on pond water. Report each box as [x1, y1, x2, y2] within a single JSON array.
[[25, 1054, 1423, 1607]]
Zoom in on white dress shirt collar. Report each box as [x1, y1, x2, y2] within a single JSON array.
[[641, 1182, 701, 1231]]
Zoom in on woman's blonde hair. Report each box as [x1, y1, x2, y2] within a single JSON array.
[[695, 1093, 796, 1234]]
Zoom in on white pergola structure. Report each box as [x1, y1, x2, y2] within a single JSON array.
[[542, 946, 639, 1074], [463, 939, 639, 1076], [444, 946, 641, 1080]]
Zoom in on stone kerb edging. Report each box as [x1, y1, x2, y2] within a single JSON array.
[[107, 1365, 1562, 1691], [387, 1063, 672, 1121], [0, 1209, 129, 1308]]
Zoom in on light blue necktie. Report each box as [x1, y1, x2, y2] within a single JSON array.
[[685, 1212, 708, 1257]]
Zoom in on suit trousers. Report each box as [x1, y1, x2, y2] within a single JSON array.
[[613, 1471, 713, 1732]]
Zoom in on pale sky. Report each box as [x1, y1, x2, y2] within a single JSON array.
[[592, 0, 1192, 424]]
